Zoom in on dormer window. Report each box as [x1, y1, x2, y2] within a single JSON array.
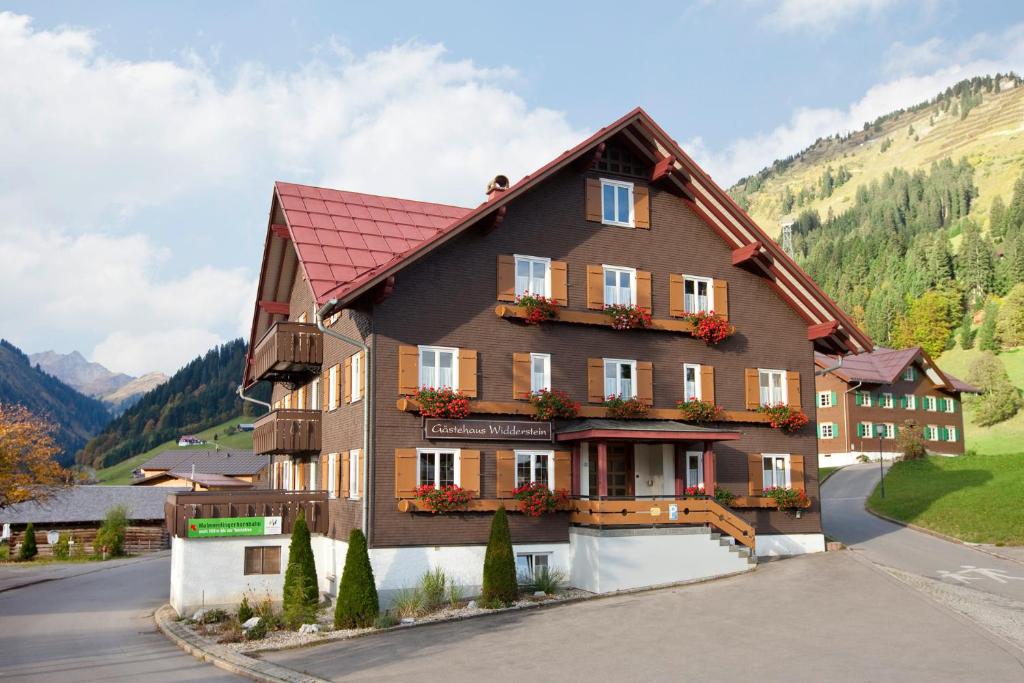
[[595, 144, 649, 177], [601, 179, 634, 227], [903, 366, 916, 382]]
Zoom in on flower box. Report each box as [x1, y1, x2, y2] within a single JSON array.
[[602, 394, 649, 419], [414, 484, 473, 513], [527, 389, 580, 421], [413, 387, 471, 419], [682, 311, 734, 345], [515, 294, 559, 325], [511, 482, 570, 517], [677, 398, 725, 423], [602, 304, 652, 330], [757, 403, 809, 433]]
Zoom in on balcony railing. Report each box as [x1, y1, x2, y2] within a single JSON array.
[[164, 489, 327, 538], [253, 409, 321, 455], [251, 321, 323, 385]]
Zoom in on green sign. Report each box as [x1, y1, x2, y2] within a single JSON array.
[[187, 516, 282, 538]]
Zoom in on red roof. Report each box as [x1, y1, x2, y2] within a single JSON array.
[[275, 182, 471, 305]]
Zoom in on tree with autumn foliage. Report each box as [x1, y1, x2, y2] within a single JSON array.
[[0, 404, 70, 509], [892, 290, 958, 356]]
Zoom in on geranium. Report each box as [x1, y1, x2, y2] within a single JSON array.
[[528, 389, 580, 421], [757, 403, 810, 433], [415, 484, 473, 513], [683, 485, 706, 497], [763, 487, 810, 511], [516, 294, 559, 325], [603, 394, 649, 419], [684, 311, 733, 345], [677, 398, 725, 423], [713, 486, 736, 505], [414, 387, 471, 419], [603, 304, 652, 330], [511, 482, 569, 517]]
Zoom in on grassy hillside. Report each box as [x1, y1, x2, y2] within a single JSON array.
[[733, 79, 1024, 236], [95, 415, 254, 485], [936, 346, 1024, 454]]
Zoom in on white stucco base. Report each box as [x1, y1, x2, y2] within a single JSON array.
[[755, 533, 826, 558], [568, 526, 754, 594], [818, 451, 900, 467]]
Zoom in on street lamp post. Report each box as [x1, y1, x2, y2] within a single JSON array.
[[875, 424, 885, 499]]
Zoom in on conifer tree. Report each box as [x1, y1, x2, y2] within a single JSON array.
[[19, 523, 37, 561], [282, 509, 319, 628], [481, 507, 518, 605], [978, 301, 1001, 352], [334, 529, 379, 628]]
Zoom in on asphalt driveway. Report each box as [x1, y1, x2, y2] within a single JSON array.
[[265, 551, 1024, 682]]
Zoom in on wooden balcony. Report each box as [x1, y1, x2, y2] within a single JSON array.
[[253, 409, 321, 455], [251, 321, 323, 385], [164, 489, 328, 538]]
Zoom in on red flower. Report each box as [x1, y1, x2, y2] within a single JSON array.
[[677, 398, 725, 423], [511, 482, 569, 517], [413, 387, 472, 419], [683, 311, 734, 345], [757, 403, 809, 433], [528, 389, 580, 421], [603, 394, 649, 419], [415, 484, 473, 513], [516, 294, 559, 325], [602, 304, 652, 330]]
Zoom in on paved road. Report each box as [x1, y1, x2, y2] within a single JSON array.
[[267, 552, 1024, 682], [0, 554, 237, 682], [822, 463, 1024, 602]]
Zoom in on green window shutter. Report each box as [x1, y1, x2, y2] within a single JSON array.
[[893, 424, 899, 437], [831, 390, 838, 405], [937, 398, 946, 411], [899, 396, 905, 409], [834, 423, 841, 437], [939, 426, 947, 440], [854, 393, 862, 406], [817, 423, 823, 438], [856, 423, 864, 437]]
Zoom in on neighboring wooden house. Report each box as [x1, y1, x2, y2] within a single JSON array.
[[815, 347, 980, 466], [177, 435, 204, 447], [133, 449, 269, 488]]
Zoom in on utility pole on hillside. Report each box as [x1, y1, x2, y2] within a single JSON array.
[[781, 218, 795, 258]]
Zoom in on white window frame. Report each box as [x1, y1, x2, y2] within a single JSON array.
[[817, 391, 833, 408], [310, 377, 319, 411], [602, 265, 637, 306], [861, 421, 874, 438], [530, 353, 551, 393], [348, 449, 361, 499], [685, 451, 704, 489], [880, 393, 894, 409], [296, 385, 305, 410], [882, 423, 895, 439], [762, 454, 791, 490], [513, 254, 552, 298], [682, 275, 714, 314], [282, 392, 292, 409], [926, 425, 939, 441], [924, 396, 937, 412], [327, 453, 338, 498], [904, 394, 916, 410], [418, 345, 459, 390], [683, 363, 702, 402], [515, 552, 552, 582], [600, 178, 635, 227], [514, 449, 554, 491], [947, 426, 957, 442], [603, 358, 638, 398], [858, 390, 872, 406], [281, 460, 292, 491], [415, 448, 461, 488], [945, 398, 955, 414], [308, 460, 317, 492], [820, 423, 835, 439], [758, 369, 788, 407], [351, 352, 362, 403], [903, 366, 916, 382], [328, 365, 339, 410]]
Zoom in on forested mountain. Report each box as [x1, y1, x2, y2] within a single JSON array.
[[77, 339, 270, 469], [0, 339, 111, 465]]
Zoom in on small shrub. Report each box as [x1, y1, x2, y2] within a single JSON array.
[[245, 619, 268, 641], [19, 523, 37, 561], [237, 596, 254, 623], [334, 529, 380, 629], [603, 394, 649, 419], [419, 568, 448, 612], [70, 535, 86, 559], [482, 507, 518, 605], [95, 505, 129, 557], [390, 587, 424, 619], [896, 420, 928, 460], [200, 608, 229, 624], [525, 566, 565, 595], [447, 582, 465, 608], [0, 542, 9, 562], [255, 596, 282, 630], [217, 618, 243, 644], [713, 487, 736, 505], [373, 612, 399, 629], [52, 533, 70, 560], [528, 389, 580, 420], [479, 596, 511, 610], [856, 454, 870, 463], [282, 509, 319, 629]]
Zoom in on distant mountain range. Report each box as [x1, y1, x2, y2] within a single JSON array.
[[0, 340, 111, 466], [29, 350, 168, 413]]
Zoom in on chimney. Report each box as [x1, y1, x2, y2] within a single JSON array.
[[486, 174, 510, 200]]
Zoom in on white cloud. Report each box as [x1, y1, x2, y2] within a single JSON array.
[[688, 23, 1024, 186], [0, 12, 583, 374], [761, 0, 900, 33]]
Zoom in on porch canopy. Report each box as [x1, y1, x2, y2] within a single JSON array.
[[554, 418, 741, 442]]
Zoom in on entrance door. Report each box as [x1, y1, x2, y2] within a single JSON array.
[[606, 444, 634, 497]]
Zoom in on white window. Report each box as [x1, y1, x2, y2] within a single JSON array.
[[925, 425, 939, 441], [416, 449, 460, 488], [903, 366, 916, 382], [820, 423, 835, 439], [685, 451, 704, 489], [349, 449, 361, 499], [604, 358, 637, 398], [281, 460, 292, 490], [947, 427, 957, 442], [308, 461, 317, 491], [515, 552, 550, 582], [945, 398, 956, 414], [758, 369, 787, 406], [530, 353, 551, 393], [282, 392, 292, 409], [310, 377, 319, 411], [351, 352, 362, 402], [419, 346, 458, 389], [514, 255, 551, 297], [602, 265, 636, 306], [818, 391, 833, 408], [924, 396, 937, 412], [858, 390, 872, 407], [904, 394, 916, 410], [600, 178, 634, 227], [762, 454, 790, 490], [880, 393, 894, 409], [683, 276, 713, 314], [683, 364, 702, 402], [882, 423, 895, 439], [328, 365, 339, 410], [327, 453, 338, 498], [515, 450, 552, 490], [296, 385, 305, 409]]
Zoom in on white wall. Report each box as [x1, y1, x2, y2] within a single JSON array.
[[755, 533, 826, 557], [818, 451, 901, 467]]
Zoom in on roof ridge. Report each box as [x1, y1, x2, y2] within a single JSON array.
[[274, 180, 472, 212]]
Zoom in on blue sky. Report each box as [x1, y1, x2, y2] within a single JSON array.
[[2, 1, 1023, 375]]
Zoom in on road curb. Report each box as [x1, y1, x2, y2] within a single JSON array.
[[864, 506, 1024, 568], [153, 604, 330, 683]]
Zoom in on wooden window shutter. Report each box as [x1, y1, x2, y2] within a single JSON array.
[[712, 280, 728, 321], [341, 452, 351, 497], [747, 454, 764, 496], [553, 451, 572, 491], [398, 345, 419, 395], [358, 352, 366, 396], [512, 353, 532, 400], [587, 358, 605, 403], [790, 455, 805, 492], [586, 265, 604, 310], [637, 361, 654, 406], [460, 450, 481, 497], [787, 371, 802, 409], [355, 451, 363, 497], [636, 271, 652, 311], [334, 366, 343, 408], [496, 255, 516, 302], [321, 371, 329, 411], [394, 449, 417, 498], [343, 356, 352, 404], [458, 349, 478, 398], [551, 261, 568, 306], [669, 274, 685, 317], [744, 368, 760, 410], [496, 450, 516, 498], [320, 453, 329, 491], [634, 186, 650, 229], [585, 178, 602, 222], [700, 365, 715, 404]]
